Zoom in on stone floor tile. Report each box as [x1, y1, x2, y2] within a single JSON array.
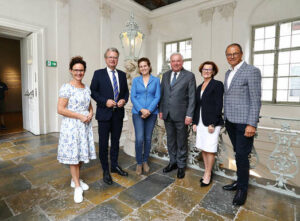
[[244, 186, 295, 221], [13, 135, 58, 148], [5, 185, 60, 215], [123, 198, 186, 221], [80, 165, 103, 184], [126, 161, 163, 176], [111, 169, 145, 188], [0, 174, 31, 199], [0, 141, 14, 149], [0, 150, 31, 160], [80, 159, 101, 170], [200, 182, 239, 219], [185, 205, 227, 221], [40, 192, 93, 221], [0, 200, 13, 220], [24, 143, 58, 154], [174, 170, 210, 195], [118, 154, 137, 169], [0, 159, 16, 170], [118, 173, 174, 208], [73, 198, 133, 221], [0, 148, 10, 157], [8, 145, 26, 152], [22, 163, 69, 186], [156, 184, 203, 214], [12, 151, 57, 167], [0, 163, 33, 176], [84, 180, 126, 205], [4, 207, 49, 221], [235, 208, 276, 221]]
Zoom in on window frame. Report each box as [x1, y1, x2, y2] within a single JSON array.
[[163, 38, 192, 71], [251, 17, 300, 104]]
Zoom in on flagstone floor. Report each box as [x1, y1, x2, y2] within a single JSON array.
[[0, 132, 299, 221]]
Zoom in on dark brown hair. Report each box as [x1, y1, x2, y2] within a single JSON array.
[[69, 56, 86, 71], [199, 61, 219, 77], [138, 57, 152, 75]]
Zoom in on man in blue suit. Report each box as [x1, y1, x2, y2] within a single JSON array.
[[222, 43, 261, 206], [91, 48, 129, 185]]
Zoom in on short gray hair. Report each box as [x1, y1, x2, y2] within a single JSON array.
[[104, 47, 120, 58], [170, 52, 184, 60]]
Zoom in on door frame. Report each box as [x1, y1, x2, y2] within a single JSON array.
[[0, 17, 46, 134]]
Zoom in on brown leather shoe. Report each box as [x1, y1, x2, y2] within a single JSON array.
[[143, 162, 150, 174], [136, 164, 142, 175]]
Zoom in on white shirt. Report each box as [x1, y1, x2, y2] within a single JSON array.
[[107, 67, 120, 92], [227, 60, 245, 89], [170, 71, 180, 84]]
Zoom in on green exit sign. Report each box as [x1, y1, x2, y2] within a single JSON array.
[[46, 60, 57, 67]]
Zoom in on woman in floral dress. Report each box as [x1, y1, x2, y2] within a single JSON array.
[[57, 56, 96, 203]]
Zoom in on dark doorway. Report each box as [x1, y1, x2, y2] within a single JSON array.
[[0, 37, 24, 135]]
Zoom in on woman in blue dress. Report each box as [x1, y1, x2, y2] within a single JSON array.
[[57, 56, 96, 203], [131, 57, 160, 175]]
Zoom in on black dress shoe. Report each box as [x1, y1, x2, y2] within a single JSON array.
[[223, 181, 238, 191], [111, 166, 128, 176], [177, 168, 185, 179], [103, 170, 113, 185], [233, 189, 247, 206], [163, 163, 178, 173]]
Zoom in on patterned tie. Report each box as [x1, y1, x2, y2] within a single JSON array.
[[171, 72, 177, 86], [112, 70, 119, 102]]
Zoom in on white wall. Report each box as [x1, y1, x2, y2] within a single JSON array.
[[148, 0, 300, 125], [0, 0, 299, 133]]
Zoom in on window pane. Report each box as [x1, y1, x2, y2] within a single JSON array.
[[277, 77, 289, 89], [278, 64, 290, 77], [277, 90, 288, 102], [292, 34, 300, 47], [257, 65, 263, 76], [263, 65, 274, 77], [290, 64, 300, 76], [291, 50, 300, 63], [262, 78, 273, 90], [265, 25, 276, 38], [279, 36, 291, 49], [186, 40, 192, 49], [261, 90, 272, 101], [264, 53, 274, 65], [280, 22, 291, 36], [183, 61, 191, 71], [255, 27, 264, 40], [292, 21, 300, 35], [265, 38, 275, 50], [278, 51, 290, 64], [254, 54, 263, 66], [254, 40, 264, 51], [289, 77, 300, 99]]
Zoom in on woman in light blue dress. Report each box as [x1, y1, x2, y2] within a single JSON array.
[[57, 56, 96, 203]]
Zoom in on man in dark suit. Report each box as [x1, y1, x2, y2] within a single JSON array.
[[159, 53, 196, 179], [223, 43, 261, 206], [91, 48, 129, 185]]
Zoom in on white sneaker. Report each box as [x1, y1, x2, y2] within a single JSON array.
[[74, 187, 83, 203], [70, 179, 89, 191]]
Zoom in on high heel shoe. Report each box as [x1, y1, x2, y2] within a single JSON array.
[[200, 172, 213, 187]]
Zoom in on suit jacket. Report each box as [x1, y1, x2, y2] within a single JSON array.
[[159, 68, 196, 121], [130, 75, 161, 114], [90, 68, 129, 121], [193, 79, 224, 126], [224, 62, 261, 127]]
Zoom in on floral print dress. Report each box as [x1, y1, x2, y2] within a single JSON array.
[[57, 83, 96, 164]]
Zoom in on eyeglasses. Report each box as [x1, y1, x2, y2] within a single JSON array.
[[106, 56, 118, 60], [226, 52, 240, 58], [72, 69, 85, 73], [202, 68, 213, 72]]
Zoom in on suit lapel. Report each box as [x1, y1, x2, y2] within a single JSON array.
[[166, 71, 172, 88], [227, 62, 247, 92], [104, 68, 114, 95], [172, 69, 185, 87], [202, 79, 213, 98]]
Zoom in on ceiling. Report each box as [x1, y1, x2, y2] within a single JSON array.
[[133, 0, 182, 10]]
